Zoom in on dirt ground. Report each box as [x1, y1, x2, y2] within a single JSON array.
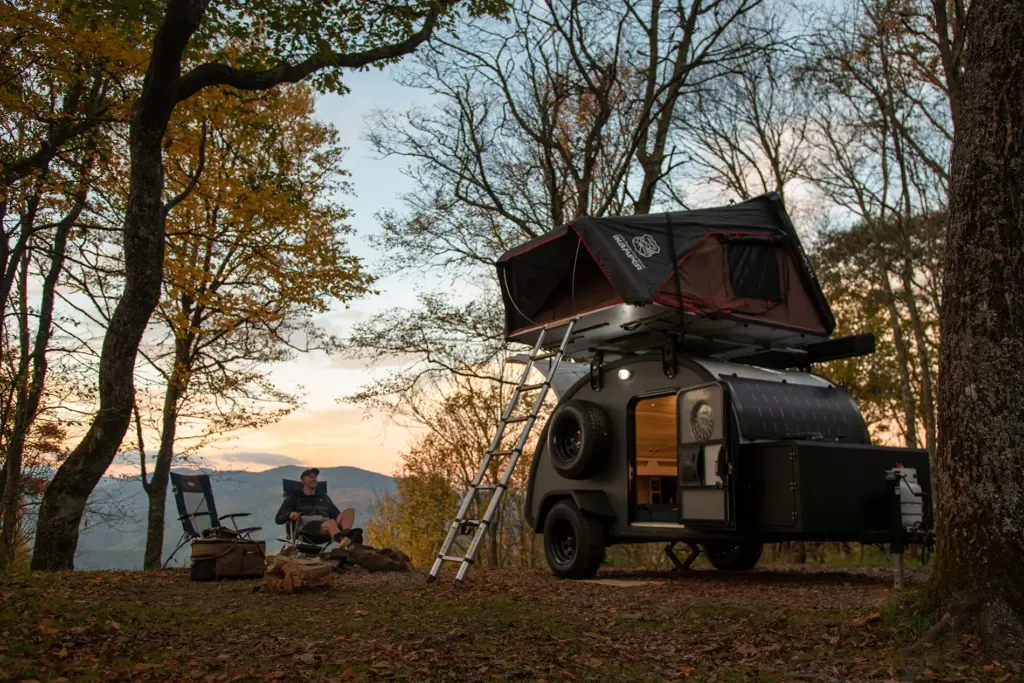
[[0, 564, 1019, 682]]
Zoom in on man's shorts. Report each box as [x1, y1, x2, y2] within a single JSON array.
[[298, 515, 328, 536]]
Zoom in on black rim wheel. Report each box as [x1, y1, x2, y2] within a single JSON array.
[[549, 518, 577, 566], [552, 421, 582, 463]]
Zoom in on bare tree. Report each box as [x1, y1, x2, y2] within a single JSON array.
[[348, 0, 776, 408], [674, 33, 811, 204], [799, 0, 949, 453]]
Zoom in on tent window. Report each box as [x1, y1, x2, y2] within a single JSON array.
[[725, 241, 782, 302]]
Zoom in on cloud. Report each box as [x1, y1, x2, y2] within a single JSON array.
[[327, 352, 422, 370], [218, 452, 305, 467]]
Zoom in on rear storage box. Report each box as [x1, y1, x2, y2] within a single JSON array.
[[735, 441, 931, 536], [190, 538, 266, 581]]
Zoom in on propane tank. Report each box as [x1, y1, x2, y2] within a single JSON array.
[[889, 466, 924, 529]]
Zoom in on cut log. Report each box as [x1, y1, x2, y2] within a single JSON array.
[[259, 555, 333, 594], [323, 545, 412, 572]]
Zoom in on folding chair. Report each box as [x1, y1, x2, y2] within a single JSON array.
[[164, 472, 261, 568], [277, 479, 336, 557]]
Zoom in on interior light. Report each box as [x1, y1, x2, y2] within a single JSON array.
[[617, 368, 632, 380]]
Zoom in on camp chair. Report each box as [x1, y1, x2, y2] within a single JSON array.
[[163, 472, 261, 568], [277, 478, 336, 557]]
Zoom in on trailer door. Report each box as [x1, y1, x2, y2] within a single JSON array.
[[677, 382, 735, 529]]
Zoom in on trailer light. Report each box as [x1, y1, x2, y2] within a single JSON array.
[[691, 401, 715, 441], [617, 368, 632, 380]]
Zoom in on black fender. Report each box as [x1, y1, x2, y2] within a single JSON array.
[[523, 419, 550, 530], [533, 489, 615, 533]]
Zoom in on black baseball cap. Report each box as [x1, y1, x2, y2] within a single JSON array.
[[300, 467, 320, 479]]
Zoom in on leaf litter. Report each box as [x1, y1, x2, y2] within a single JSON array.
[[0, 565, 1018, 681]]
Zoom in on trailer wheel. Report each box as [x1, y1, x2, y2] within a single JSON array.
[[549, 399, 610, 479], [703, 542, 763, 571], [543, 501, 605, 579]]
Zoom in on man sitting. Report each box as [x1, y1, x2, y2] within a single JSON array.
[[275, 468, 362, 546]]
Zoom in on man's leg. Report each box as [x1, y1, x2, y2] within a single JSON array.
[[319, 519, 356, 547], [337, 508, 355, 530], [319, 520, 341, 537]]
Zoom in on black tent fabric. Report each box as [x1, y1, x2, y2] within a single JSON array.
[[496, 193, 834, 341]]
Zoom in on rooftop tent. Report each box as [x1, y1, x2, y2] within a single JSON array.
[[496, 193, 835, 357]]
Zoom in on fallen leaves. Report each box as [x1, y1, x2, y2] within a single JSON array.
[[38, 618, 60, 635], [847, 612, 882, 627], [0, 565, 1018, 682]]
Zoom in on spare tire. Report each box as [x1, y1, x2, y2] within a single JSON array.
[[548, 399, 610, 479], [704, 541, 763, 571]]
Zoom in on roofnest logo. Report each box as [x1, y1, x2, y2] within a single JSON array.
[[632, 234, 660, 258]]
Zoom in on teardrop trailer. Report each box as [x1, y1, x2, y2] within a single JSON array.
[[428, 193, 933, 585]]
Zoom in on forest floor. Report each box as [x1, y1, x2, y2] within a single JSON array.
[[1, 563, 1020, 682]]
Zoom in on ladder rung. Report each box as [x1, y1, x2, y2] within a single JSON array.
[[519, 382, 548, 392], [489, 449, 519, 457], [440, 555, 468, 563], [504, 416, 531, 424], [532, 351, 558, 360], [473, 484, 505, 492]]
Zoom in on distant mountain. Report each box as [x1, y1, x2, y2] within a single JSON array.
[[74, 465, 396, 570]]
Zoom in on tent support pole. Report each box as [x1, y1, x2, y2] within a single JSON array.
[[664, 213, 685, 378]]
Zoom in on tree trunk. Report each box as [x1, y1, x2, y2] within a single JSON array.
[[0, 251, 31, 569], [30, 1, 207, 572], [0, 168, 86, 568], [143, 366, 187, 570], [928, 0, 1024, 652], [881, 272, 919, 448]]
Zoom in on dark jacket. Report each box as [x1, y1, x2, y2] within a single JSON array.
[[275, 489, 341, 525]]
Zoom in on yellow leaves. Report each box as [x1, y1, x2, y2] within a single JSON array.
[[152, 80, 371, 341]]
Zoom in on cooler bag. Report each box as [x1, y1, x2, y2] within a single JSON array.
[[190, 537, 266, 581]]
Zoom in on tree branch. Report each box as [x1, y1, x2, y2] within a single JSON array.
[[163, 119, 208, 215], [174, 1, 455, 103]]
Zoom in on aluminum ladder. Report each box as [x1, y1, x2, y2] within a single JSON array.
[[427, 317, 578, 583]]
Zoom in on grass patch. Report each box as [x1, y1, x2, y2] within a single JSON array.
[[879, 591, 939, 644]]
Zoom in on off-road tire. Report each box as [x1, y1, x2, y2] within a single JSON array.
[[703, 541, 763, 571], [548, 399, 610, 480], [543, 500, 606, 579]]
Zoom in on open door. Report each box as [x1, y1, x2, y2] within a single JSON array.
[[677, 382, 734, 529]]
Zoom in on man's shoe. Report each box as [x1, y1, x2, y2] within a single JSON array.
[[345, 528, 363, 545]]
